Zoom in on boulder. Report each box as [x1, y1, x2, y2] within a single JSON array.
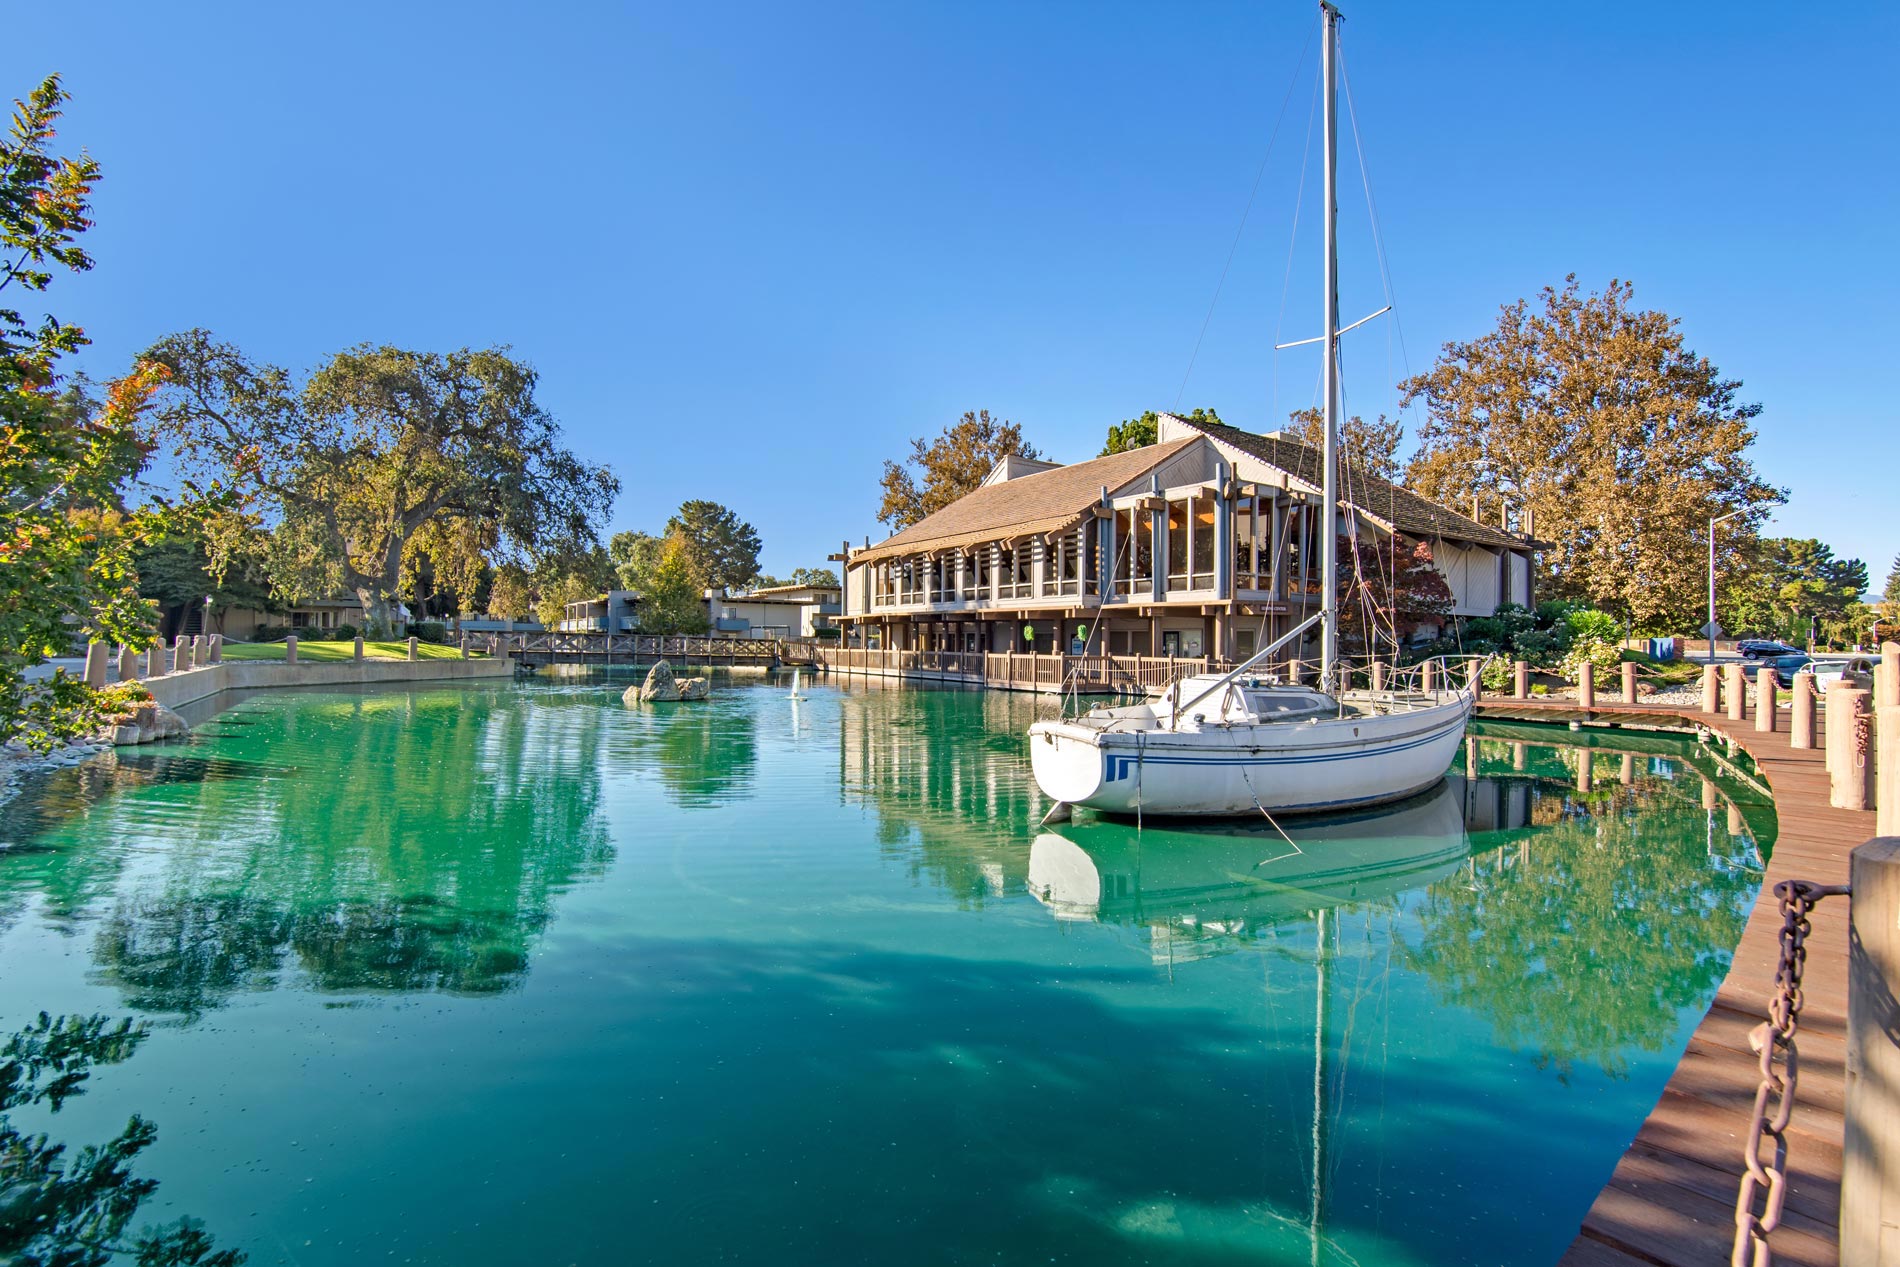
[[677, 677, 710, 701], [637, 660, 682, 703], [133, 702, 190, 743]]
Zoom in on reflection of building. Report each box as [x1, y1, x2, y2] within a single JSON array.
[[839, 413, 1538, 659]]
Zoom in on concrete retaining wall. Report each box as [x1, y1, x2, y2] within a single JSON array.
[[141, 656, 513, 711]]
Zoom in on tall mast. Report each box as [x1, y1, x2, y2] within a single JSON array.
[[1318, 1, 1342, 693]]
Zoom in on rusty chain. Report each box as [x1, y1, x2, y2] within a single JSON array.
[[1731, 878, 1851, 1267]]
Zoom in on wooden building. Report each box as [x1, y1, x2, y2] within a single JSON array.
[[837, 411, 1538, 663]]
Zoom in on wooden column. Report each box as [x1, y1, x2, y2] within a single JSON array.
[[1577, 662, 1594, 710], [1756, 668, 1778, 733], [1881, 641, 1900, 709], [1371, 662, 1386, 691], [1843, 836, 1900, 1267], [1792, 670, 1818, 749], [1829, 687, 1874, 811], [116, 644, 136, 683], [1513, 660, 1528, 700], [1881, 704, 1900, 838], [1725, 663, 1747, 721], [1621, 660, 1637, 704], [1701, 664, 1720, 714]]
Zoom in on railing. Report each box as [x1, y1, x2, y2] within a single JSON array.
[[815, 646, 1237, 695], [511, 632, 822, 663]]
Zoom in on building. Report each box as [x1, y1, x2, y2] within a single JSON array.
[[838, 411, 1537, 663], [560, 590, 639, 633], [710, 583, 842, 639]]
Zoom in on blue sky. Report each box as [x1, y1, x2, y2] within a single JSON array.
[[10, 1, 1897, 584]]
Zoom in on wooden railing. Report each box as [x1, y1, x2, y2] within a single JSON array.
[[510, 632, 827, 664], [814, 646, 1240, 694]]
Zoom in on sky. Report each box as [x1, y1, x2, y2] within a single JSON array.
[[9, 1, 1898, 585]]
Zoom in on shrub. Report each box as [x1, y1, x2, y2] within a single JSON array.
[[95, 679, 154, 723], [331, 623, 358, 642], [1480, 657, 1513, 691], [252, 624, 291, 643], [1564, 607, 1622, 645], [408, 620, 448, 644], [1559, 635, 1623, 684]]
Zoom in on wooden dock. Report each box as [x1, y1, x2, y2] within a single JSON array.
[[1472, 698, 1871, 1267]]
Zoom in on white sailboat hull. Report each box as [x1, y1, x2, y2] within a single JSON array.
[[1029, 692, 1473, 817]]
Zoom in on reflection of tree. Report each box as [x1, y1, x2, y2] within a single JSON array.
[[648, 701, 758, 807], [1408, 777, 1757, 1078], [0, 1013, 242, 1265], [836, 685, 1048, 906], [2, 687, 616, 1019]]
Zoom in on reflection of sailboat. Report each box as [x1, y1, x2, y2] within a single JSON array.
[[1028, 778, 1468, 951]]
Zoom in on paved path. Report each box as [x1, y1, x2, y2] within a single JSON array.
[[1476, 698, 1869, 1267]]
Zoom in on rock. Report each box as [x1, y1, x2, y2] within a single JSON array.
[[134, 703, 190, 744], [677, 677, 710, 701], [110, 724, 140, 746], [639, 660, 682, 702]]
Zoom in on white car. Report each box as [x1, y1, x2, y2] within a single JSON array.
[[1808, 657, 1875, 693]]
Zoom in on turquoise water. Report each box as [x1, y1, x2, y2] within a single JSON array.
[[0, 675, 1768, 1266]]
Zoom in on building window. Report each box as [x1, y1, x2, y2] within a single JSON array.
[[1166, 501, 1188, 590], [1191, 493, 1217, 590]]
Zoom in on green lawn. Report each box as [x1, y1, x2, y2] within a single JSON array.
[[221, 640, 482, 662]]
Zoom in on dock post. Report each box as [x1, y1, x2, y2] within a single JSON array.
[[1577, 662, 1594, 710], [285, 634, 299, 665], [1513, 660, 1528, 700], [174, 633, 188, 671], [1756, 668, 1778, 733], [1792, 670, 1818, 749], [117, 644, 135, 683], [1725, 663, 1747, 722], [1881, 705, 1900, 837], [1422, 660, 1437, 693], [83, 642, 108, 690], [460, 632, 469, 659], [407, 636, 418, 662], [1829, 687, 1874, 811], [1702, 664, 1720, 714], [354, 635, 364, 662], [192, 634, 207, 669], [1843, 836, 1900, 1267], [1371, 661, 1386, 691], [1621, 660, 1637, 704], [208, 634, 222, 665], [1881, 641, 1900, 709]]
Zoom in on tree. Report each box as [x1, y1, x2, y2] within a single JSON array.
[[662, 500, 761, 591], [790, 566, 839, 589], [134, 522, 276, 637], [608, 529, 665, 592], [1284, 407, 1404, 483], [145, 334, 620, 636], [486, 562, 534, 620], [1401, 277, 1783, 631], [1337, 536, 1454, 657], [638, 533, 711, 634], [1098, 407, 1222, 457], [1722, 537, 1867, 643], [0, 76, 176, 750], [879, 410, 1041, 530], [530, 545, 615, 627], [1886, 553, 1900, 606]]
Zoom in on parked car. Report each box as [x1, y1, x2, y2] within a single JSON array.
[[1737, 639, 1802, 660], [1810, 657, 1876, 694], [1743, 651, 1811, 679]]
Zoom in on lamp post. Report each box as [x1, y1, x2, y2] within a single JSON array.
[[202, 594, 213, 637], [1707, 510, 1741, 665]]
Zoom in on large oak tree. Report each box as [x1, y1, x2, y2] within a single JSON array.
[[145, 334, 619, 635], [1401, 277, 1782, 630]]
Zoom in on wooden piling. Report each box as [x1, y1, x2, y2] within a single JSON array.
[[1880, 705, 1900, 838], [116, 644, 135, 683], [1829, 687, 1874, 811], [407, 636, 418, 662], [1422, 660, 1437, 693], [1513, 660, 1528, 700], [1702, 664, 1720, 714], [285, 635, 299, 665], [1881, 641, 1900, 710], [1578, 662, 1595, 710], [1725, 663, 1747, 722], [1371, 661, 1386, 691], [1621, 660, 1637, 704], [1756, 668, 1778, 733], [1792, 670, 1818, 749], [1843, 836, 1900, 1267], [353, 635, 365, 662]]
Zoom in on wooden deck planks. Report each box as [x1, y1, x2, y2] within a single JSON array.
[[1474, 697, 1872, 1267]]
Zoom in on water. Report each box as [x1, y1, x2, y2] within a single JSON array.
[[0, 675, 1769, 1266]]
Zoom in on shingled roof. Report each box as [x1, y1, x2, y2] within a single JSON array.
[[853, 438, 1199, 565], [1166, 415, 1529, 550]]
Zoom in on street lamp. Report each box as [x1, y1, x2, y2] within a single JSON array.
[[1706, 510, 1741, 665]]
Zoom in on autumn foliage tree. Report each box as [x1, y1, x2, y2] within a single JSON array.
[[878, 410, 1040, 530], [1337, 535, 1454, 658], [0, 76, 183, 748], [1401, 277, 1782, 631], [1284, 407, 1404, 483], [144, 335, 619, 635]]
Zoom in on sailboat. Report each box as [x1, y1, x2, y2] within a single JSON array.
[[1028, 1, 1477, 819]]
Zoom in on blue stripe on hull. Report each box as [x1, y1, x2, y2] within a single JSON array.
[[1101, 714, 1467, 784]]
